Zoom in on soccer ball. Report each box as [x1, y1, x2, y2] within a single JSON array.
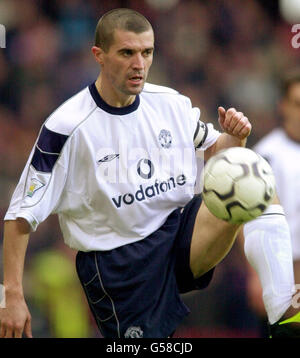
[[202, 147, 276, 224], [279, 0, 300, 23]]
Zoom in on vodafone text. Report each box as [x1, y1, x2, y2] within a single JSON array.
[[112, 174, 186, 208]]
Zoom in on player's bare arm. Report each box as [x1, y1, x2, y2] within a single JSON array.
[[204, 106, 252, 161], [0, 219, 32, 338]]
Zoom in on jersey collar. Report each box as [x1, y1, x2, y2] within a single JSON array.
[[89, 82, 140, 115]]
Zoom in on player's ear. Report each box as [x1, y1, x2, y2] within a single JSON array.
[[91, 46, 105, 65]]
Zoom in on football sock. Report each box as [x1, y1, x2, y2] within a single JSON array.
[[243, 205, 296, 324]]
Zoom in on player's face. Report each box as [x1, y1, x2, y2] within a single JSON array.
[[98, 29, 154, 105], [281, 83, 300, 142]]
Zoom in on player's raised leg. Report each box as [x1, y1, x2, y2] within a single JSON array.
[[189, 200, 241, 279], [190, 193, 300, 338], [192, 106, 299, 336]]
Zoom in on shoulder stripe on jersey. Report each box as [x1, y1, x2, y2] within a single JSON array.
[[37, 126, 69, 154], [31, 148, 59, 172], [31, 126, 68, 172], [36, 144, 60, 155]]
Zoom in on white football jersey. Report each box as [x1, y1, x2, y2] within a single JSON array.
[[5, 82, 221, 251], [254, 128, 300, 260]]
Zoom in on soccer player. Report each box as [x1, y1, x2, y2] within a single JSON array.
[[0, 8, 298, 338], [244, 70, 300, 337]]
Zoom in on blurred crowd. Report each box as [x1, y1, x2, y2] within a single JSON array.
[[0, 0, 299, 338]]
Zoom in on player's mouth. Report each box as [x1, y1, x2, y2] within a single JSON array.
[[128, 75, 143, 85]]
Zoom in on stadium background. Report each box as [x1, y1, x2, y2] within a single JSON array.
[[0, 0, 299, 338]]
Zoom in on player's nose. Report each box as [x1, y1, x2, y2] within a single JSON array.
[[131, 53, 145, 71]]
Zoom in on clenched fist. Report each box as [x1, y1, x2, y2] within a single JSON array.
[[218, 106, 251, 140]]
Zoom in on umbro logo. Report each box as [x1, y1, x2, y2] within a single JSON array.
[[97, 154, 119, 164]]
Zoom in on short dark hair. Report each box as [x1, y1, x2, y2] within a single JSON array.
[[94, 8, 153, 52], [281, 69, 300, 98]]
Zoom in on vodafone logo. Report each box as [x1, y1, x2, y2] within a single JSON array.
[[137, 158, 155, 179], [111, 174, 187, 208], [110, 157, 188, 208]]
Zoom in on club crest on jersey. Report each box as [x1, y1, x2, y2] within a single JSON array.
[[26, 178, 45, 197], [158, 129, 172, 148], [124, 326, 143, 338], [98, 154, 119, 164]]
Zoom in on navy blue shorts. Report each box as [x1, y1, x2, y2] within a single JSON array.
[[76, 195, 214, 338]]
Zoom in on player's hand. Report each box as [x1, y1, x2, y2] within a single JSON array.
[[218, 106, 252, 140], [0, 293, 32, 338]]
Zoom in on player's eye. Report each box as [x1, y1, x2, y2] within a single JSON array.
[[121, 49, 133, 57], [143, 49, 153, 57]]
